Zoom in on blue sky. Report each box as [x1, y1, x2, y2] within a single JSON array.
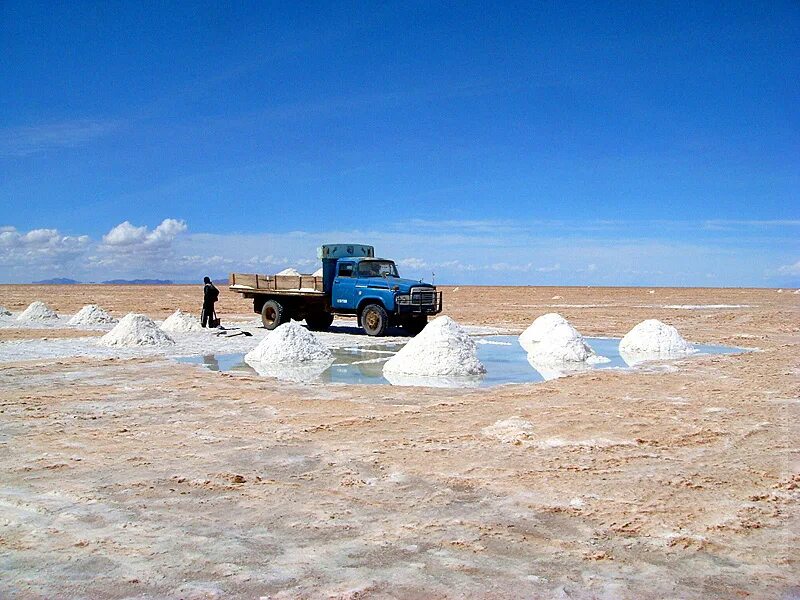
[[1, 1, 798, 285]]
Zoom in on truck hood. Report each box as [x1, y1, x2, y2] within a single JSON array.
[[362, 277, 433, 292]]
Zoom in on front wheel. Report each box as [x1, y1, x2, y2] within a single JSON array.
[[360, 303, 389, 337], [261, 299, 287, 330]]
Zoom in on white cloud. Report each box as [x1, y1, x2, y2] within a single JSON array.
[[102, 218, 187, 249], [777, 260, 800, 276], [398, 257, 428, 269], [0, 226, 90, 269], [536, 263, 561, 272]]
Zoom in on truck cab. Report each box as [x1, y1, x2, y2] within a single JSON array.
[[329, 255, 442, 335]]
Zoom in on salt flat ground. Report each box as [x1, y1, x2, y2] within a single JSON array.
[[0, 285, 798, 599]]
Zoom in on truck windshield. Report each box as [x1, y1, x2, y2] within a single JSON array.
[[358, 261, 399, 278]]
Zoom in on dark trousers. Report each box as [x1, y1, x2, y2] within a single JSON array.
[[201, 303, 215, 327]]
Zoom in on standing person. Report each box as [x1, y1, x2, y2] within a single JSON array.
[[201, 276, 219, 327]]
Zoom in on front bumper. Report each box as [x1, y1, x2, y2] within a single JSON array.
[[395, 290, 443, 315]]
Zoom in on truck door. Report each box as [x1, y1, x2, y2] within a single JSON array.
[[332, 261, 357, 310]]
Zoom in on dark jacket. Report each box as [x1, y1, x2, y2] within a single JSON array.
[[203, 282, 218, 307]]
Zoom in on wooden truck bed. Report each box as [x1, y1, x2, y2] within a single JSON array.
[[229, 272, 325, 296]]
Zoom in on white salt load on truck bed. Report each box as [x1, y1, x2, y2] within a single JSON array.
[[17, 301, 58, 321], [383, 316, 486, 384], [99, 313, 175, 347], [276, 267, 302, 276], [160, 309, 203, 333], [68, 304, 117, 326], [619, 319, 695, 365], [519, 313, 604, 364]]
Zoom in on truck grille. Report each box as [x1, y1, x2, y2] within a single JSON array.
[[410, 287, 437, 305]]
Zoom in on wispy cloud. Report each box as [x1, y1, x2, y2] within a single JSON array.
[[0, 119, 121, 157], [777, 260, 800, 276], [0, 218, 798, 285]]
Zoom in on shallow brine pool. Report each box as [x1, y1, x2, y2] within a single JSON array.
[[177, 335, 745, 387]]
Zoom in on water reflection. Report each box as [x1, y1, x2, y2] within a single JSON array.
[[526, 355, 591, 381], [202, 354, 220, 371], [619, 348, 696, 367], [179, 336, 745, 388], [244, 357, 334, 383], [382, 370, 484, 388]]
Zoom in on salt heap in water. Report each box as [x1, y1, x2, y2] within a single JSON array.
[[277, 267, 301, 276], [160, 309, 203, 333], [245, 321, 332, 364], [519, 313, 598, 364], [99, 313, 174, 347], [383, 316, 485, 377], [619, 319, 694, 358], [68, 304, 117, 326], [17, 301, 58, 321]]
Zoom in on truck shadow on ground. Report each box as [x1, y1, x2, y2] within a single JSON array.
[[304, 323, 414, 337]]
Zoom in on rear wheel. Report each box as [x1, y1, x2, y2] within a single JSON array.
[[261, 299, 287, 330], [305, 311, 334, 331], [361, 303, 389, 337], [402, 316, 427, 336]]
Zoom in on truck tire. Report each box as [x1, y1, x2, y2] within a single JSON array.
[[306, 311, 334, 331], [402, 316, 427, 336], [261, 299, 286, 330], [361, 303, 389, 337]]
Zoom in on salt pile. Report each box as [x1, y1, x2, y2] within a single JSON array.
[[17, 301, 58, 321], [68, 304, 117, 326], [383, 316, 486, 378], [160, 309, 203, 333], [99, 313, 175, 347], [0, 306, 10, 316], [482, 417, 535, 444], [277, 267, 302, 276], [619, 319, 694, 359], [518, 313, 600, 364], [312, 268, 323, 277], [245, 321, 332, 364]]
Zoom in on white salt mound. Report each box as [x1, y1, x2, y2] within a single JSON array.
[[312, 268, 323, 277], [245, 321, 332, 364], [277, 267, 302, 276], [482, 417, 535, 444], [17, 301, 58, 321], [619, 319, 694, 357], [99, 313, 174, 347], [68, 304, 117, 326], [518, 313, 598, 364], [160, 309, 203, 332], [383, 315, 485, 377], [0, 306, 11, 316]]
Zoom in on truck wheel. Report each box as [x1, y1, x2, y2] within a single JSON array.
[[361, 303, 388, 337], [261, 300, 286, 330], [306, 312, 334, 331], [402, 316, 427, 336]]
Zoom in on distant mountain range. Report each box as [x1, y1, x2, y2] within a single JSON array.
[[100, 279, 174, 285], [32, 277, 81, 284]]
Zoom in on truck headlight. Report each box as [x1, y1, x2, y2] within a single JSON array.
[[396, 294, 410, 305]]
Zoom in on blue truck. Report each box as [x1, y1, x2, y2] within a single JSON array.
[[229, 244, 443, 336]]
